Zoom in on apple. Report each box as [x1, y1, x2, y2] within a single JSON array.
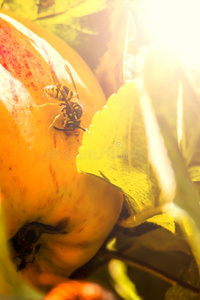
[[44, 281, 116, 300], [0, 13, 123, 291]]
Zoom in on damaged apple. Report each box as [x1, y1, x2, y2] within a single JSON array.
[[0, 13, 123, 291]]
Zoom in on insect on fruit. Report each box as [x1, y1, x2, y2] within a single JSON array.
[[0, 12, 124, 292], [42, 65, 86, 132]]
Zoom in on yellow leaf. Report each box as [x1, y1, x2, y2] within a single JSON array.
[[77, 82, 161, 227], [147, 213, 175, 234]]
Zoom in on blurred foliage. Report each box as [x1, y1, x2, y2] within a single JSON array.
[[108, 260, 141, 300], [76, 66, 200, 297], [0, 0, 132, 97], [0, 0, 112, 74], [165, 285, 200, 300], [71, 223, 200, 299], [76, 15, 200, 298]]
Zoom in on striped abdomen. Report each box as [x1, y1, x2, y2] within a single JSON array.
[[44, 84, 73, 101]]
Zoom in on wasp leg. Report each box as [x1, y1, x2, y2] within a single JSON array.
[[55, 119, 86, 132], [53, 125, 86, 132], [48, 113, 62, 130], [54, 119, 75, 131], [53, 126, 86, 132], [35, 102, 59, 108], [82, 124, 89, 133], [75, 125, 86, 132], [53, 126, 73, 131]]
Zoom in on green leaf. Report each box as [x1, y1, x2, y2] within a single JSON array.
[[111, 225, 191, 256], [109, 226, 199, 299], [146, 214, 175, 233], [77, 47, 200, 298], [33, 0, 106, 24], [77, 82, 162, 227], [1, 0, 106, 20], [67, 0, 106, 17], [34, 0, 106, 21], [73, 223, 199, 300], [1, 0, 36, 19]]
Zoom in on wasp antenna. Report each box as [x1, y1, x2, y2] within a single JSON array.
[[65, 64, 80, 101]]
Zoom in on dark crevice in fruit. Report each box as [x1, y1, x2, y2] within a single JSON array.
[[8, 221, 67, 271], [55, 217, 70, 231]]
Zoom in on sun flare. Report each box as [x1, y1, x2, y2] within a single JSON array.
[[137, 0, 200, 67]]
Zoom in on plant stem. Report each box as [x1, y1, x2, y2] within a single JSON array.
[[105, 250, 200, 294]]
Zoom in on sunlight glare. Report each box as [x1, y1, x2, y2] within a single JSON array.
[[140, 0, 200, 67]]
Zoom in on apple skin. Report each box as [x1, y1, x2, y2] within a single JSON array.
[[0, 13, 123, 291]]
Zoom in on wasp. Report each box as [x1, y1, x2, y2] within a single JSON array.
[[40, 65, 86, 132]]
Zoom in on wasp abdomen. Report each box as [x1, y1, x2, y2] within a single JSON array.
[[45, 84, 72, 101]]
